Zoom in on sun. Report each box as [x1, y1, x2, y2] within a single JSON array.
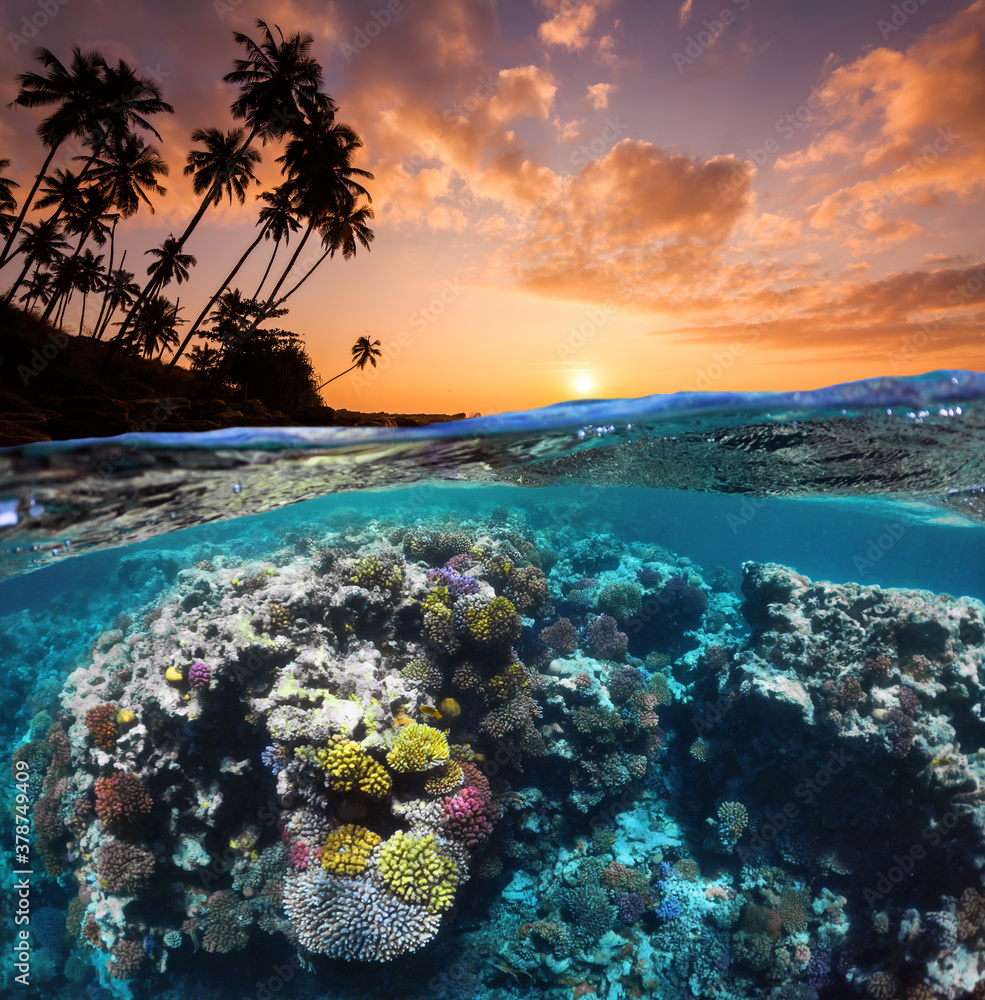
[[574, 375, 594, 395]]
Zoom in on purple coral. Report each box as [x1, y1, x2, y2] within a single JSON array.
[[584, 614, 628, 660], [614, 891, 647, 925], [426, 566, 480, 598], [188, 660, 211, 690]]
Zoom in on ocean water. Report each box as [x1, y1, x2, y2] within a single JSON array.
[[1, 371, 985, 1000]]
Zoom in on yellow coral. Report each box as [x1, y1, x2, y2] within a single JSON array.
[[320, 824, 381, 875], [386, 723, 449, 773], [298, 736, 392, 799], [349, 556, 403, 594], [424, 760, 464, 795], [378, 831, 459, 914], [458, 596, 521, 646]]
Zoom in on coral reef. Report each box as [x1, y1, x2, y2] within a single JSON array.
[[11, 508, 985, 1000]]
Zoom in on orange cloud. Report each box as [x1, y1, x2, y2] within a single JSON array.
[[587, 82, 614, 109], [537, 1, 603, 51], [780, 1, 985, 246]]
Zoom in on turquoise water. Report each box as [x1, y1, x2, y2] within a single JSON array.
[[1, 372, 984, 1000]]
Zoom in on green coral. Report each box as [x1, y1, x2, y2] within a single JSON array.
[[378, 831, 459, 913], [297, 736, 392, 799], [386, 723, 449, 772]]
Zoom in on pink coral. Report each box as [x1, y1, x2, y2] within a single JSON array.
[[188, 660, 211, 690], [443, 784, 497, 847], [289, 841, 310, 871]]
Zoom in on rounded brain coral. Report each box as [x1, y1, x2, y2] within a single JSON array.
[[377, 831, 460, 914], [386, 723, 449, 773]]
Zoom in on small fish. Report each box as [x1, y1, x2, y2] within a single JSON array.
[[473, 753, 486, 762], [94, 876, 110, 888], [419, 705, 442, 719], [932, 758, 953, 767]]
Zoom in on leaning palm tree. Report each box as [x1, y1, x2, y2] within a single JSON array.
[[260, 114, 372, 308], [210, 116, 372, 384], [2, 48, 172, 271], [167, 184, 300, 369], [144, 237, 196, 289], [88, 132, 169, 220], [43, 134, 167, 323], [114, 128, 258, 346], [2, 218, 68, 304], [175, 126, 261, 249], [0, 159, 19, 239], [224, 19, 335, 146], [277, 200, 374, 304], [40, 187, 115, 321], [1, 46, 106, 268], [317, 336, 382, 390], [18, 269, 53, 311], [2, 168, 88, 298]]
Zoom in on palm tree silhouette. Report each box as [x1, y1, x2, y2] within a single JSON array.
[[113, 127, 259, 346], [0, 159, 19, 239], [18, 269, 53, 310], [317, 336, 382, 390], [177, 127, 261, 248], [93, 265, 139, 339], [2, 48, 172, 271], [73, 248, 106, 335], [211, 114, 372, 383], [1, 168, 85, 302], [1, 47, 106, 268], [166, 185, 300, 369], [145, 237, 196, 289], [130, 294, 182, 358], [278, 199, 374, 303], [224, 19, 335, 146], [4, 219, 69, 308]]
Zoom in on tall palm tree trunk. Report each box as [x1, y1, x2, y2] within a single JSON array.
[[167, 225, 267, 369], [252, 240, 279, 300], [92, 232, 119, 337], [0, 144, 59, 270]]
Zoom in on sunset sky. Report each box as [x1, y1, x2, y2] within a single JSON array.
[[1, 0, 983, 415]]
